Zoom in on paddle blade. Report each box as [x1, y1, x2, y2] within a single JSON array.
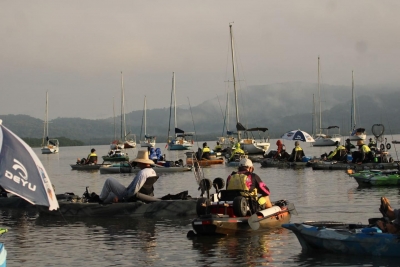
[[248, 213, 260, 230]]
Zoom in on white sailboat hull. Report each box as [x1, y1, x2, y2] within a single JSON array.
[[41, 145, 59, 154], [241, 140, 270, 154], [168, 141, 193, 151], [140, 140, 156, 148], [349, 134, 366, 141], [313, 136, 341, 146]]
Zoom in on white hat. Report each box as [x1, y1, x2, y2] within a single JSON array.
[[239, 158, 253, 167], [132, 150, 155, 165]]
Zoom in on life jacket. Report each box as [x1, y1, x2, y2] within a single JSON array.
[[226, 172, 257, 197], [203, 146, 211, 153], [361, 144, 371, 153]]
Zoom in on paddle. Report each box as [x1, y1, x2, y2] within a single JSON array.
[[248, 202, 297, 230]]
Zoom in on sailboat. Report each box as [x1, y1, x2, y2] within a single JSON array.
[[349, 70, 366, 141], [167, 72, 194, 151], [312, 56, 341, 147], [228, 24, 270, 155], [110, 72, 136, 149], [41, 91, 59, 154], [121, 72, 136, 149], [140, 96, 156, 148]]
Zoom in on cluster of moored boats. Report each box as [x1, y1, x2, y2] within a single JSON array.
[[4, 116, 400, 263]]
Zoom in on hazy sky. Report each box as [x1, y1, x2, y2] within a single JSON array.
[[1, 1, 399, 120]]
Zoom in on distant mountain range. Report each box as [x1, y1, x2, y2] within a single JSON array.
[[1, 82, 399, 145]]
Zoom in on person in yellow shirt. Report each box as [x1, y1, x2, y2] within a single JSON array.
[[327, 141, 347, 161], [229, 143, 245, 162], [352, 140, 374, 163], [289, 141, 305, 162], [202, 142, 211, 159]]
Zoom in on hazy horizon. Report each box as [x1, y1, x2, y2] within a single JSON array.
[[1, 1, 399, 120]]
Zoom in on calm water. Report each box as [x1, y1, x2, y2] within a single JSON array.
[[2, 137, 400, 267]]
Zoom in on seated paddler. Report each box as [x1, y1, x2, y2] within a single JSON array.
[[229, 143, 245, 162], [226, 158, 272, 209], [98, 150, 157, 203], [202, 142, 211, 160], [288, 141, 305, 162], [326, 141, 347, 161]]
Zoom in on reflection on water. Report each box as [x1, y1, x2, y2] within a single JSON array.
[[2, 140, 400, 266]]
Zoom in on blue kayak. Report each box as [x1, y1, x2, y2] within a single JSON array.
[[283, 221, 400, 257]]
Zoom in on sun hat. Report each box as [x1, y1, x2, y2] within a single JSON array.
[[132, 150, 155, 165], [357, 140, 364, 146], [239, 158, 253, 168]]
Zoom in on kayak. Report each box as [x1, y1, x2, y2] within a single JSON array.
[[189, 199, 294, 236], [283, 221, 400, 257], [186, 157, 224, 167], [187, 178, 296, 236], [40, 191, 196, 218], [0, 191, 196, 218], [99, 163, 191, 174], [260, 158, 310, 168], [70, 163, 111, 171], [311, 161, 399, 171], [347, 169, 400, 186]]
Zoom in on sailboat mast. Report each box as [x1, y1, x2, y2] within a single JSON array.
[[173, 72, 177, 129], [121, 71, 126, 140], [42, 91, 48, 146], [318, 56, 321, 135], [351, 70, 355, 131], [113, 96, 116, 140], [312, 94, 315, 137], [229, 23, 241, 140], [144, 96, 147, 136]]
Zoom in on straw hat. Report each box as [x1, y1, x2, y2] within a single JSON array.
[[132, 150, 155, 165], [357, 140, 364, 146]]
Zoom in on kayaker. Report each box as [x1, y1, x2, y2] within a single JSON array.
[[229, 143, 245, 162], [85, 148, 97, 164], [202, 142, 211, 159], [76, 148, 97, 165], [214, 141, 223, 152], [377, 196, 400, 234], [352, 140, 374, 163], [226, 158, 272, 209], [98, 150, 157, 203], [273, 140, 289, 160], [289, 141, 305, 162], [345, 138, 355, 153], [327, 142, 346, 161]]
